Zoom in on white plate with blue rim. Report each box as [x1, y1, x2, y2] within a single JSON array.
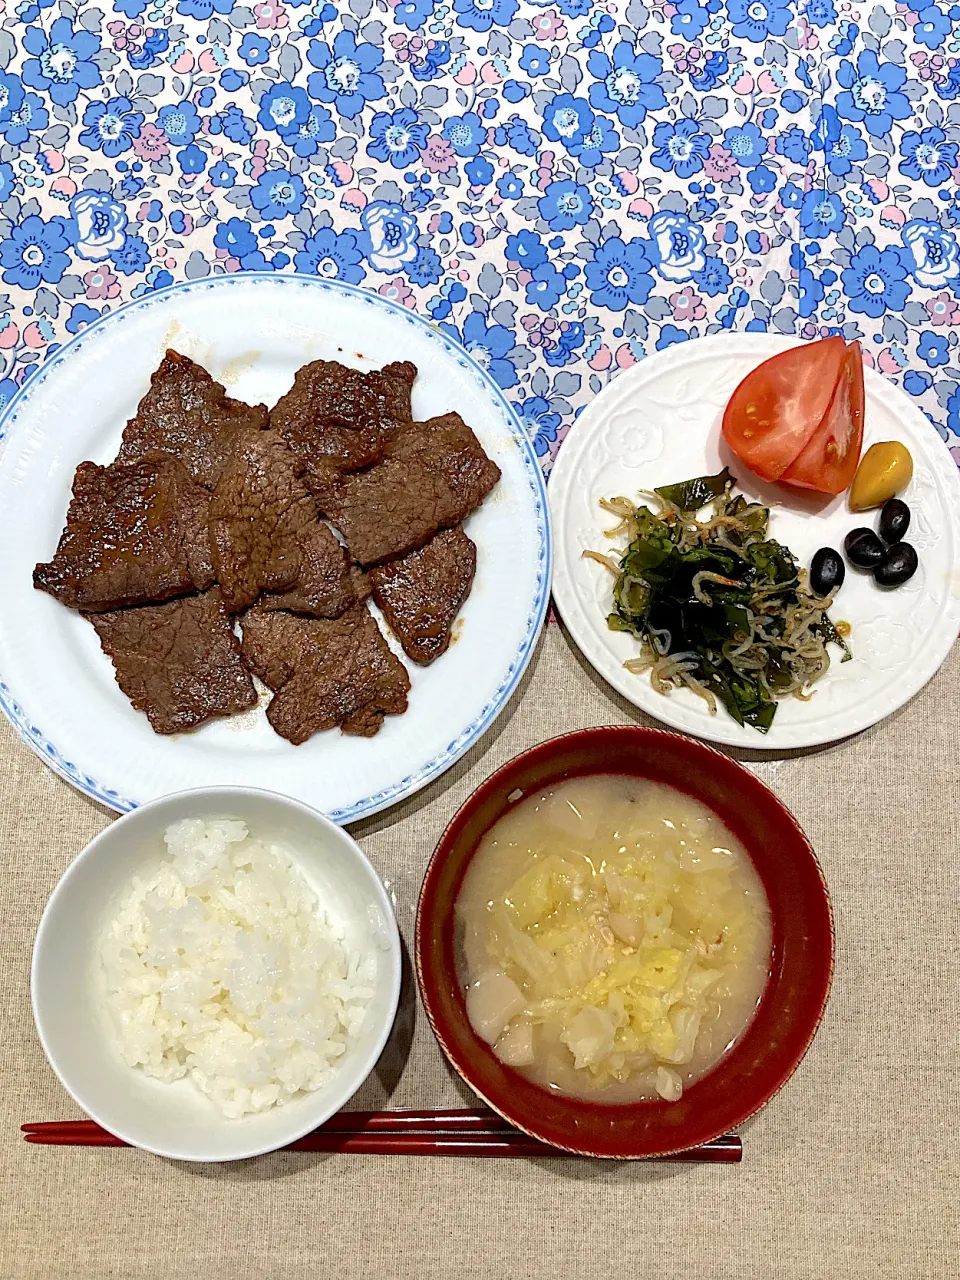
[[550, 333, 960, 750], [0, 275, 550, 822]]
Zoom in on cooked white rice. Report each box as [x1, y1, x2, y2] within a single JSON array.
[[102, 818, 375, 1119]]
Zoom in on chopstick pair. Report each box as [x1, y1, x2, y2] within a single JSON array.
[[22, 1109, 742, 1162]]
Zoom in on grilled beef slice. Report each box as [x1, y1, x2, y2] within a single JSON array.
[[208, 429, 320, 613], [370, 527, 476, 665], [33, 454, 214, 611], [260, 521, 356, 618], [240, 604, 409, 743], [116, 350, 268, 489], [270, 358, 416, 494], [320, 413, 500, 566], [87, 588, 257, 734]]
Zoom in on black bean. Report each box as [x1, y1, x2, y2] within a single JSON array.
[[844, 527, 885, 569], [874, 542, 918, 588], [810, 547, 845, 596], [878, 498, 911, 545]]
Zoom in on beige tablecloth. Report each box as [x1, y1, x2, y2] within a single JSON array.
[[0, 624, 957, 1280]]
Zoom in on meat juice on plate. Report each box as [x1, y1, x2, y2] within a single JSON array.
[[455, 776, 772, 1103]]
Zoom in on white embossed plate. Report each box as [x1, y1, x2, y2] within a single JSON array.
[[550, 334, 960, 750], [0, 276, 550, 821]]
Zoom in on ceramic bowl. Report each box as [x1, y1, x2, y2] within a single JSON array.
[[32, 786, 401, 1162], [416, 727, 833, 1160]]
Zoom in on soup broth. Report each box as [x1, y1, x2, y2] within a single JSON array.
[[455, 775, 772, 1103]]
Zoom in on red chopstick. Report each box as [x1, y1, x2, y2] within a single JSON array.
[[21, 1111, 741, 1162], [22, 1109, 510, 1137]]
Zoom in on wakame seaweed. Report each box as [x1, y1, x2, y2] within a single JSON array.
[[653, 468, 735, 512], [600, 469, 851, 732]]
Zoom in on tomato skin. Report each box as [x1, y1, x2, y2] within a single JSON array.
[[780, 342, 864, 495], [721, 336, 847, 481]]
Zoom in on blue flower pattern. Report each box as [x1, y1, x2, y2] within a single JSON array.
[[0, 1, 955, 473]]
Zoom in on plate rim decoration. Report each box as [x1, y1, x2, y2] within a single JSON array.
[[0, 274, 551, 821]]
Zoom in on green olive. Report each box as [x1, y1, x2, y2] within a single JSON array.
[[849, 442, 913, 511]]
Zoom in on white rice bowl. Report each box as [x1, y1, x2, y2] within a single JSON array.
[[103, 818, 375, 1119], [32, 786, 401, 1161]]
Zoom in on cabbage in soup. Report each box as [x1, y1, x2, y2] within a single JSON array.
[[455, 775, 772, 1103]]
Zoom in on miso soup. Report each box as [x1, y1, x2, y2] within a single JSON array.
[[455, 774, 772, 1103]]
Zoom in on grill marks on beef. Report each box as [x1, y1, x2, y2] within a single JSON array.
[[87, 588, 257, 734], [36, 350, 499, 741], [270, 358, 416, 495], [241, 604, 410, 744], [33, 454, 215, 611], [370, 528, 476, 665], [320, 413, 501, 566], [116, 350, 268, 489]]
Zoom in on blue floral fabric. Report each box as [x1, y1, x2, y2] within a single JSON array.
[[1, 0, 960, 473]]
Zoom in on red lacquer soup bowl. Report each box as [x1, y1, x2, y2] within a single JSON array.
[[415, 726, 833, 1160]]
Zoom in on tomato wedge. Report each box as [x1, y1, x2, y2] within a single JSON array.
[[721, 336, 847, 481], [780, 342, 864, 495]]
